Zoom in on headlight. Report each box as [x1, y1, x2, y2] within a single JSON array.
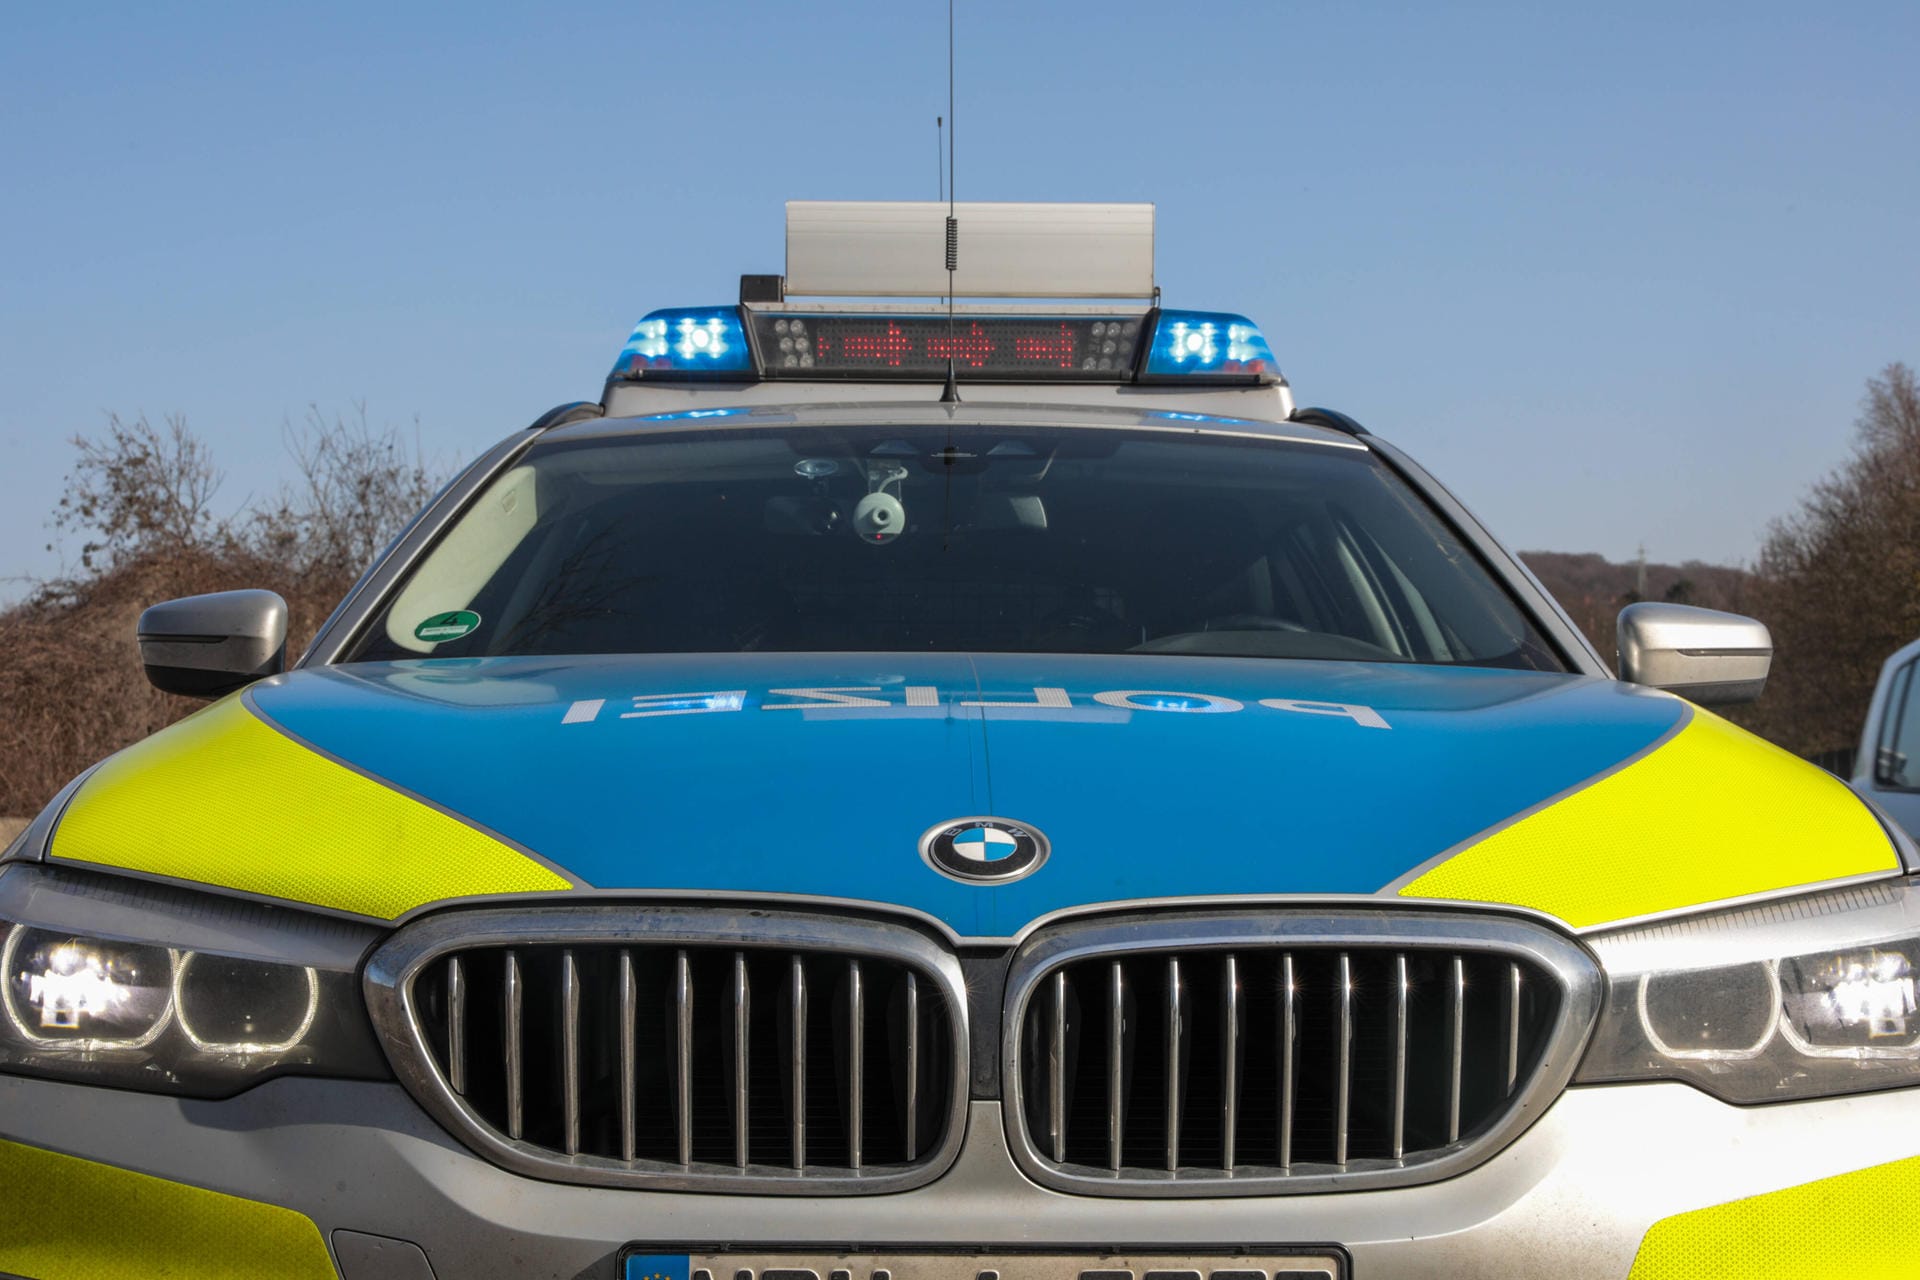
[[1576, 877, 1920, 1102], [0, 862, 389, 1096]]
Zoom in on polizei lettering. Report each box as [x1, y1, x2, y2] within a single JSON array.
[[561, 686, 1389, 729]]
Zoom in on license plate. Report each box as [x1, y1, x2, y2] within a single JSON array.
[[620, 1250, 1347, 1280]]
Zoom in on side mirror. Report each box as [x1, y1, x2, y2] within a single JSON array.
[[1617, 602, 1771, 706], [1878, 746, 1910, 789], [137, 590, 289, 699]]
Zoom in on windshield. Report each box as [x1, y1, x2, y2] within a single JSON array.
[[347, 422, 1563, 670]]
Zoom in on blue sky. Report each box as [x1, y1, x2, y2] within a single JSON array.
[[3, 2, 1916, 598]]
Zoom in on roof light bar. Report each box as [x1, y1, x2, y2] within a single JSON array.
[[607, 306, 1280, 386]]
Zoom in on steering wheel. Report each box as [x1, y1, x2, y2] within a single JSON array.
[[1033, 605, 1133, 647], [1198, 613, 1309, 633]]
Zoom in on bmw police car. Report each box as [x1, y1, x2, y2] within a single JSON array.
[[4, 201, 1918, 1279]]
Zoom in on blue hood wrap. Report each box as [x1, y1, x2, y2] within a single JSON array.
[[249, 654, 1685, 936]]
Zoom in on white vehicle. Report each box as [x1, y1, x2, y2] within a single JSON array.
[[1854, 635, 1920, 838]]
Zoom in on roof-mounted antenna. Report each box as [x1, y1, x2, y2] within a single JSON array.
[[940, 0, 961, 404]]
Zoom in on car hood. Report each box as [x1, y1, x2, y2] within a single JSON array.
[[47, 652, 1900, 936]]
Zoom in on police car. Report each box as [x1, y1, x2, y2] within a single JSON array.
[[3, 202, 1917, 1280]]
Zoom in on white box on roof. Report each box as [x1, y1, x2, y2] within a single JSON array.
[[785, 201, 1155, 299]]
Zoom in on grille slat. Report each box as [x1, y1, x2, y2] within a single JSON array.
[[1048, 970, 1067, 1163], [504, 950, 523, 1141], [903, 971, 920, 1163], [618, 950, 637, 1162], [1279, 951, 1296, 1171], [403, 921, 959, 1192], [1447, 954, 1464, 1144], [1107, 960, 1125, 1173], [1164, 956, 1182, 1173], [1334, 952, 1352, 1167], [561, 950, 581, 1156], [447, 954, 466, 1095], [1220, 954, 1239, 1170], [1506, 961, 1522, 1096], [675, 950, 693, 1166], [1013, 927, 1579, 1192], [732, 952, 750, 1169], [846, 958, 864, 1170], [1391, 953, 1408, 1161], [789, 956, 807, 1170]]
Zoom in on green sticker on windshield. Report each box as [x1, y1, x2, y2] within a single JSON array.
[[414, 610, 481, 643]]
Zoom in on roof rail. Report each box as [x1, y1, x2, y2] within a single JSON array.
[[1288, 405, 1369, 437], [527, 402, 605, 432]]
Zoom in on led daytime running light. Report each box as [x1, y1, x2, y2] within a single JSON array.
[[1635, 965, 1780, 1062], [171, 951, 320, 1056]]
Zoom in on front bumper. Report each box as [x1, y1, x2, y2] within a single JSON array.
[[4, 1073, 1920, 1280]]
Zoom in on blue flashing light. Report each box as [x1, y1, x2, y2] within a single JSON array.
[[612, 307, 752, 378], [1145, 310, 1279, 380], [637, 407, 749, 422]]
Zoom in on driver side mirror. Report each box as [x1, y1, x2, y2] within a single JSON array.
[[1617, 602, 1772, 706], [137, 590, 289, 699]]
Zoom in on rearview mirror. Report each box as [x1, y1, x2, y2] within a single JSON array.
[[137, 590, 289, 699], [1617, 602, 1771, 706]]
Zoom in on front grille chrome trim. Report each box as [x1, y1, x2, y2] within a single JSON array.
[[365, 904, 969, 1196], [1000, 908, 1602, 1198]]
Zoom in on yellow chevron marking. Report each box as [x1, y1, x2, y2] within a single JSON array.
[[0, 1136, 335, 1280], [1398, 707, 1897, 928], [51, 694, 569, 919], [1629, 1151, 1920, 1278]]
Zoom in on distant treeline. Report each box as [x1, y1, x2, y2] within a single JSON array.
[[1521, 550, 1758, 656]]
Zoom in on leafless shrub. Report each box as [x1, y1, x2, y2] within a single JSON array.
[[0, 408, 445, 815], [247, 403, 438, 585], [49, 413, 227, 575]]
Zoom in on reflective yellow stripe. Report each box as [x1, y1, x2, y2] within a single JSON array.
[[0, 1136, 335, 1280], [1629, 1150, 1920, 1278], [51, 694, 570, 920], [1397, 707, 1898, 928]]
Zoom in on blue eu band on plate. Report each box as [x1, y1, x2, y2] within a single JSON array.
[[626, 1255, 691, 1280]]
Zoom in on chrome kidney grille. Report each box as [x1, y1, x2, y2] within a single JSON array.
[[1002, 911, 1602, 1196], [364, 907, 968, 1194]]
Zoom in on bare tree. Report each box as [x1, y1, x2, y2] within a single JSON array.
[[1744, 363, 1920, 754], [49, 412, 227, 573], [247, 403, 439, 584]]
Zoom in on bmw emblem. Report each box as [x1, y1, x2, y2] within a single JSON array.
[[920, 817, 1050, 884]]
